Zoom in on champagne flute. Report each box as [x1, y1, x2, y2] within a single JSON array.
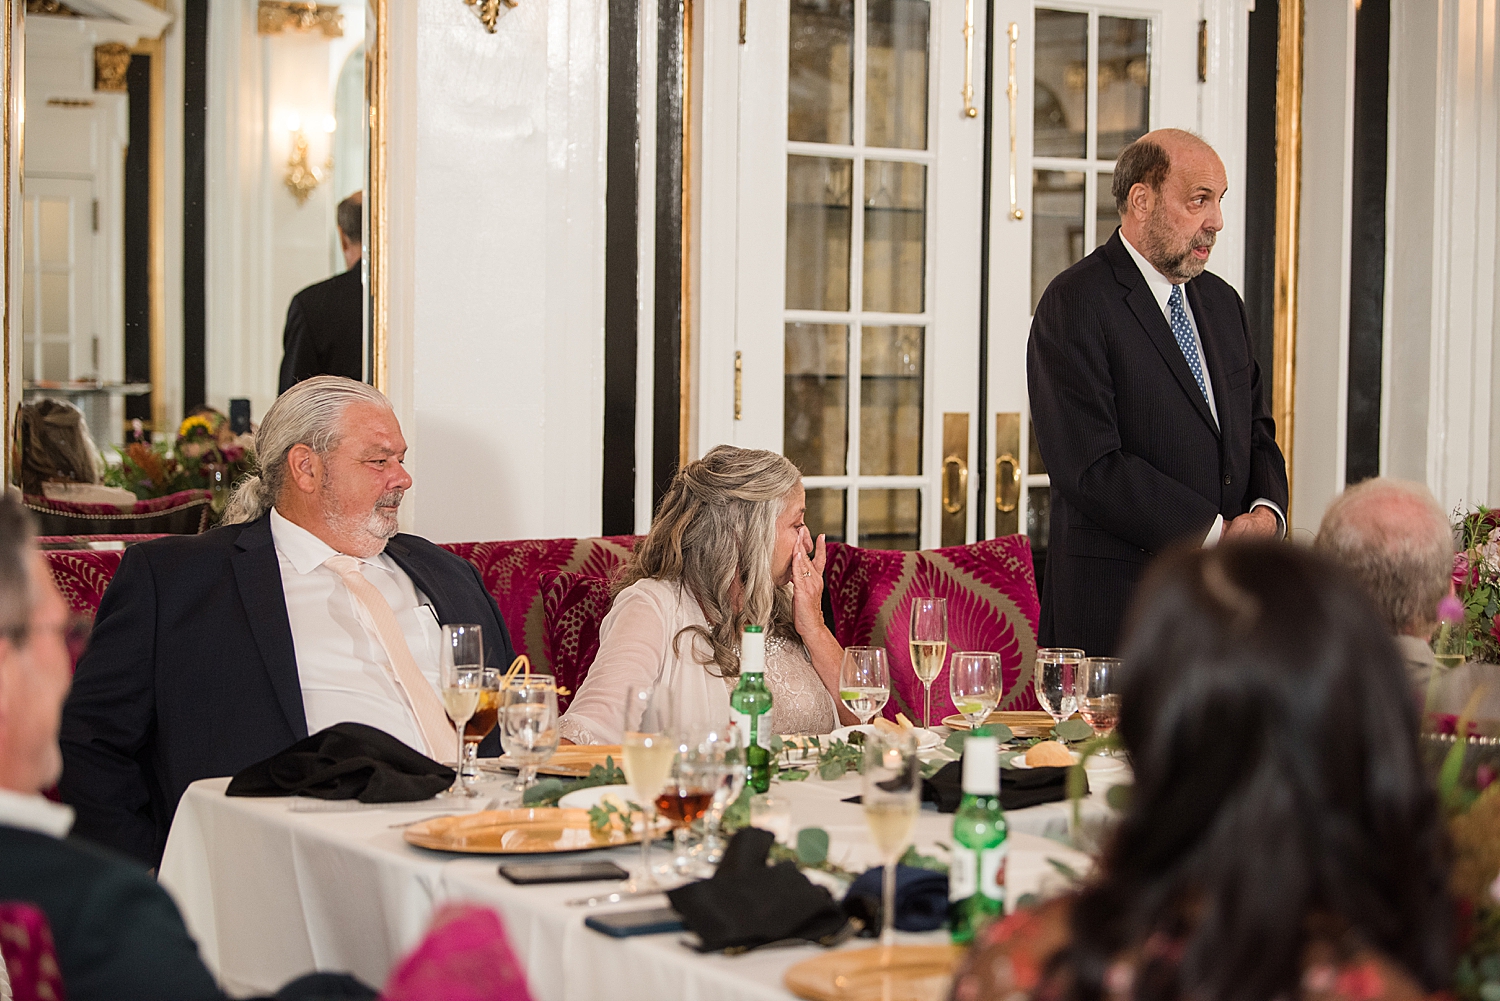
[[862, 730, 921, 951], [1034, 647, 1083, 725], [839, 647, 891, 725], [460, 667, 501, 784], [501, 676, 559, 793], [1076, 657, 1122, 739], [437, 623, 484, 799], [621, 684, 674, 893], [949, 652, 1002, 729], [909, 598, 948, 729]]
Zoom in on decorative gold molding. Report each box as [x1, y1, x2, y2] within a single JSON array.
[[462, 0, 517, 34], [24, 0, 78, 15], [257, 1, 343, 38], [1272, 0, 1303, 491], [4, 0, 16, 487], [129, 35, 167, 435], [94, 42, 130, 93], [679, 0, 693, 466], [369, 0, 387, 392]]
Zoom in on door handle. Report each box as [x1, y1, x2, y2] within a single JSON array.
[[942, 453, 969, 515], [995, 452, 1020, 513], [1005, 23, 1024, 220], [962, 0, 979, 118]]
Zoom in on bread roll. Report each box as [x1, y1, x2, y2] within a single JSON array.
[[1024, 741, 1075, 768]]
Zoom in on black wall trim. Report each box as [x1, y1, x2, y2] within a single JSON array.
[[1243, 0, 1278, 392], [652, 0, 686, 514], [601, 0, 641, 535], [183, 0, 208, 412], [974, 0, 996, 540], [1345, 0, 1390, 485], [123, 55, 152, 426]]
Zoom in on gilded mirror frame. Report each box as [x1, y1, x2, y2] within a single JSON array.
[[1, 0, 390, 485]]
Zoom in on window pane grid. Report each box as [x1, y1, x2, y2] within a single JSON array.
[[786, 0, 934, 551]]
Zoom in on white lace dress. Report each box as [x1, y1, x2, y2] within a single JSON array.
[[557, 578, 838, 745]]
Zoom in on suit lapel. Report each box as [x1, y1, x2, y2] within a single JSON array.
[[385, 537, 456, 620], [231, 516, 308, 739], [1107, 234, 1220, 437]]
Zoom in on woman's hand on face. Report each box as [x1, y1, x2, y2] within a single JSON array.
[[790, 529, 828, 639]]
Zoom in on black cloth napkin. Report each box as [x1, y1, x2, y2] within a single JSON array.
[[226, 722, 456, 803], [842, 865, 950, 933], [666, 827, 852, 953], [922, 758, 1083, 813]]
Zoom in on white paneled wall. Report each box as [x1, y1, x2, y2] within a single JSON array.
[[1384, 0, 1500, 516], [385, 0, 607, 543]]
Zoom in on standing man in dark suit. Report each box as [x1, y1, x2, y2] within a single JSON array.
[[278, 191, 365, 393], [1027, 129, 1288, 655], [60, 377, 516, 867]]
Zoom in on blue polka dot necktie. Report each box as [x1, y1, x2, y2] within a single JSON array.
[[1168, 284, 1210, 404]]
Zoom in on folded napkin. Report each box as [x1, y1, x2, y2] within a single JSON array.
[[227, 722, 456, 803], [842, 865, 950, 933], [922, 758, 1084, 813], [666, 827, 852, 953]]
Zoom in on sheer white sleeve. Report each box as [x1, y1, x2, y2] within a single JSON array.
[[556, 585, 669, 745]]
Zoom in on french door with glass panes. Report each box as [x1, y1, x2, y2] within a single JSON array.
[[704, 0, 1218, 553]]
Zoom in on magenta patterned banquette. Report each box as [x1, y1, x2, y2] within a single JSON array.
[[46, 534, 1043, 719]]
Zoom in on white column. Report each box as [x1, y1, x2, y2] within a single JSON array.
[[1385, 0, 1500, 512], [388, 0, 607, 543], [1289, 0, 1356, 534]]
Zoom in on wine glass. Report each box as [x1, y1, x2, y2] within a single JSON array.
[[1034, 647, 1083, 725], [909, 598, 948, 729], [621, 684, 674, 892], [949, 652, 1002, 729], [437, 624, 484, 799], [501, 676, 559, 793], [695, 722, 746, 870], [661, 725, 724, 875], [839, 647, 890, 725], [862, 730, 921, 951], [460, 668, 501, 787], [1076, 657, 1122, 739]]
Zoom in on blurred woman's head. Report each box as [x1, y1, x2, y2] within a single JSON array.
[[1064, 542, 1451, 1001], [624, 445, 805, 677], [14, 400, 102, 495]]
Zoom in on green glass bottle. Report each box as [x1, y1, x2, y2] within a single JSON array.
[[729, 625, 774, 794], [949, 735, 1007, 944]]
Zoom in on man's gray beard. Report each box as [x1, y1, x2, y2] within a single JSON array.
[[1142, 210, 1214, 283], [324, 488, 403, 557]]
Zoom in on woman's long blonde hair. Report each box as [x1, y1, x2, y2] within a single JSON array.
[[620, 445, 801, 678]]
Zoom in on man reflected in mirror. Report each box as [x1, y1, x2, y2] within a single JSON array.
[[278, 191, 365, 393]]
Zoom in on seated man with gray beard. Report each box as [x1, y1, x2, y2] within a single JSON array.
[[60, 377, 515, 867]]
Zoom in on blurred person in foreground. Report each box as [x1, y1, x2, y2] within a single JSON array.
[[557, 445, 853, 744], [1315, 477, 1454, 699], [951, 542, 1453, 1001], [0, 492, 374, 1001], [60, 377, 514, 868]]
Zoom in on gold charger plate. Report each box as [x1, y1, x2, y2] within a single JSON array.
[[784, 945, 964, 1001], [403, 807, 641, 854], [942, 710, 1059, 736], [487, 744, 623, 778]]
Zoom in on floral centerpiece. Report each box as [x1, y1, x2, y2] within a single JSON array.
[[104, 410, 255, 517], [1451, 507, 1500, 664]]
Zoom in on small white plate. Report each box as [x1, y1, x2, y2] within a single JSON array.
[[556, 783, 637, 811], [828, 724, 943, 751], [1008, 749, 1083, 769]]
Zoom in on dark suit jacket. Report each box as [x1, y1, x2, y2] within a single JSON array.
[[0, 824, 223, 1001], [278, 264, 363, 393], [58, 514, 515, 867], [1026, 230, 1288, 655]]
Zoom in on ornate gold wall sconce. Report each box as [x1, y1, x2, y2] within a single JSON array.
[[463, 0, 518, 34], [93, 42, 131, 93], [283, 116, 335, 205]]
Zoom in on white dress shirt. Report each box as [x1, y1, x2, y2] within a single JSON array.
[[0, 787, 74, 838], [1119, 234, 1286, 542], [270, 509, 444, 752]]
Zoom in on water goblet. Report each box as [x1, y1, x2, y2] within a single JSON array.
[[949, 651, 1002, 729], [501, 676, 559, 793], [1076, 657, 1122, 739], [1034, 647, 1083, 725], [839, 647, 891, 725]]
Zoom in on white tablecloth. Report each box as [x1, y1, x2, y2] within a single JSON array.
[[159, 768, 1114, 999]]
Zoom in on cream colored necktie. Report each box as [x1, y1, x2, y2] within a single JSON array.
[[324, 553, 456, 762]]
